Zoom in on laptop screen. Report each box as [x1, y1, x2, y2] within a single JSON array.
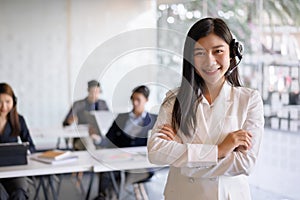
[[87, 111, 115, 137]]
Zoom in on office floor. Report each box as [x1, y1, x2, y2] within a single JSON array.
[[31, 128, 299, 200]]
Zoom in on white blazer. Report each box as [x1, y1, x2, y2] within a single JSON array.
[[147, 82, 264, 200]]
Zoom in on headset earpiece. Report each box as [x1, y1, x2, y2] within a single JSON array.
[[235, 41, 243, 60], [230, 39, 243, 60], [226, 39, 244, 77], [13, 95, 17, 106]]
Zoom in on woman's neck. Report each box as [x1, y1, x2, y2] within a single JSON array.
[[0, 115, 7, 135], [204, 80, 225, 104], [0, 114, 7, 122]]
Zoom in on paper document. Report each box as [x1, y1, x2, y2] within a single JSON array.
[[31, 154, 78, 165]]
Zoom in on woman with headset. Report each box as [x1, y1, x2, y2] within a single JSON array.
[[0, 83, 35, 200], [148, 18, 264, 199]]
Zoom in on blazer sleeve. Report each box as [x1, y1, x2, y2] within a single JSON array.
[[19, 115, 36, 153], [106, 121, 118, 141], [63, 106, 73, 126], [180, 90, 264, 178], [63, 100, 81, 126], [99, 115, 122, 148], [147, 91, 218, 168], [63, 100, 87, 126]]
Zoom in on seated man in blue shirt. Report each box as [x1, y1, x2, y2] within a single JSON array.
[[94, 85, 157, 200], [63, 80, 109, 150]]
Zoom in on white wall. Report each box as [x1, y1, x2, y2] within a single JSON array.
[[0, 0, 157, 129], [0, 0, 68, 128]]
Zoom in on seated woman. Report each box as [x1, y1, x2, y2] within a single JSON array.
[[94, 85, 157, 200], [0, 83, 36, 200]]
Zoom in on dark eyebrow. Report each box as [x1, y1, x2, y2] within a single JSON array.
[[194, 45, 225, 51], [194, 47, 205, 51], [212, 45, 225, 49]]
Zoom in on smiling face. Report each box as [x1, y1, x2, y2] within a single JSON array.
[[193, 33, 230, 86], [0, 93, 14, 118]]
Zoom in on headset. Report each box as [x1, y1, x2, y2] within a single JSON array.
[[13, 94, 17, 106], [226, 39, 243, 76]]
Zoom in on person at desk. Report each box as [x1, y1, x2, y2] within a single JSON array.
[[63, 80, 109, 150], [94, 85, 157, 200], [0, 83, 36, 200], [99, 85, 157, 147]]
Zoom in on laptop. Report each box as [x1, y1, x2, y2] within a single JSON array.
[[0, 142, 28, 167], [85, 111, 115, 137]]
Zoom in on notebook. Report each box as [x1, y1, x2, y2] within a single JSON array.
[[31, 154, 78, 165], [0, 142, 28, 167], [38, 150, 71, 160]]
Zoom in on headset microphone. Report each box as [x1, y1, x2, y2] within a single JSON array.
[[226, 39, 244, 77], [225, 65, 239, 77]]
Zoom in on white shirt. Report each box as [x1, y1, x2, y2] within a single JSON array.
[[123, 111, 147, 138]]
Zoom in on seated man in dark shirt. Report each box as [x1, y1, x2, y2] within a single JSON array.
[[94, 85, 157, 200]]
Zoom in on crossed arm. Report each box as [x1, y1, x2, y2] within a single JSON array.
[[147, 90, 264, 178]]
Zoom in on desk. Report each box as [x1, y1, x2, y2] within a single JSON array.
[[0, 151, 94, 200], [31, 125, 89, 139], [91, 147, 159, 172], [31, 125, 90, 149], [0, 151, 93, 179], [0, 147, 164, 200], [91, 147, 164, 199]]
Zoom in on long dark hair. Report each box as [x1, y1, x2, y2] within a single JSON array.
[[172, 17, 242, 136], [0, 83, 20, 137]]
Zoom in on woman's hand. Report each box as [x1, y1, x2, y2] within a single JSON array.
[[158, 124, 176, 141], [218, 129, 252, 158]]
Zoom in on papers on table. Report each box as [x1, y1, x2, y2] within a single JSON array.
[[100, 152, 133, 162], [31, 150, 78, 165], [94, 147, 148, 163]]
